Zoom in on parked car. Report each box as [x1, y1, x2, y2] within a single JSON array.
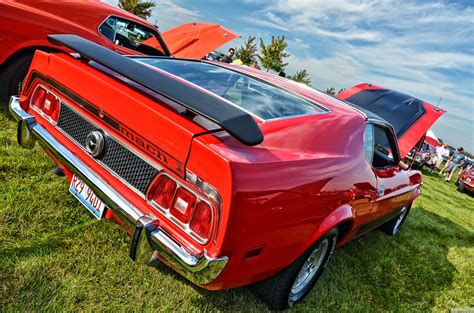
[[456, 167, 474, 195], [405, 148, 433, 170], [9, 35, 427, 310], [337, 83, 446, 164], [0, 0, 237, 103]]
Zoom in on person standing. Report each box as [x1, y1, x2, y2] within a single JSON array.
[[220, 48, 235, 63], [444, 147, 465, 182], [430, 143, 450, 173]]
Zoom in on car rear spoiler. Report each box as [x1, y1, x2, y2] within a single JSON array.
[[47, 34, 264, 146]]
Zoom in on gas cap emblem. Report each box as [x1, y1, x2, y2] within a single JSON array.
[[85, 131, 105, 158]]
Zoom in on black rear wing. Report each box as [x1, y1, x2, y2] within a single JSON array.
[[47, 34, 263, 146]]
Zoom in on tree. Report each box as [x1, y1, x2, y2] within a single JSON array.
[[289, 69, 311, 85], [326, 87, 336, 95], [236, 36, 257, 66], [257, 36, 290, 73], [118, 0, 156, 20]]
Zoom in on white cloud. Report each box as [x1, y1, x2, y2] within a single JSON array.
[[243, 0, 474, 151]]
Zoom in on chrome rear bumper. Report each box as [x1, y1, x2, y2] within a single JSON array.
[[9, 96, 227, 285]]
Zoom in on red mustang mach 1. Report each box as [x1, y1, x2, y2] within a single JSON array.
[[10, 35, 435, 309]]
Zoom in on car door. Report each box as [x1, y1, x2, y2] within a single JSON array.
[[363, 122, 412, 227]]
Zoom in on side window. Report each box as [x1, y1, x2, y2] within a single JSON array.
[[98, 16, 165, 55], [372, 125, 396, 169], [98, 16, 116, 41], [364, 124, 374, 164], [364, 123, 398, 169]]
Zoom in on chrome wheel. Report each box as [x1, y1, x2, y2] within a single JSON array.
[[394, 207, 407, 234], [289, 238, 329, 302]]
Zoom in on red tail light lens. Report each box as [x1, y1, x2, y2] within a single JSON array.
[[31, 87, 47, 111], [30, 86, 61, 124], [149, 176, 177, 209], [170, 188, 196, 223], [190, 202, 212, 239]]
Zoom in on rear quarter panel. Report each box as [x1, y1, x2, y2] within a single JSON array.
[[199, 111, 379, 289]]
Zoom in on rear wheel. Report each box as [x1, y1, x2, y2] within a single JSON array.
[[252, 229, 337, 310], [380, 206, 410, 236], [0, 53, 34, 105]]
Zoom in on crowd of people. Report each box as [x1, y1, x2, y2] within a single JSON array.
[[427, 144, 470, 182]]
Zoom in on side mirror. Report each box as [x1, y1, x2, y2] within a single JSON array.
[[398, 160, 409, 170]]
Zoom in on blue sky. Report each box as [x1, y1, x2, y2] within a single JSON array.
[[106, 0, 474, 152]]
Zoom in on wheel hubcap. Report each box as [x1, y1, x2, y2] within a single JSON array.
[[394, 207, 407, 233], [289, 239, 329, 302]]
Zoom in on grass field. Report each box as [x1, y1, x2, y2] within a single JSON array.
[[1, 107, 473, 312]]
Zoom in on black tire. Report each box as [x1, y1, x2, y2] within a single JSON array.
[[380, 206, 410, 236], [457, 181, 465, 193], [0, 53, 34, 105], [252, 228, 338, 310]]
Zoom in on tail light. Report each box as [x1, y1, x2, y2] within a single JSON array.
[[30, 85, 61, 125], [149, 175, 176, 208], [190, 202, 212, 239], [170, 188, 196, 223], [147, 173, 218, 243]]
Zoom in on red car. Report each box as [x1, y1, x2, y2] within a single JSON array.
[[456, 167, 474, 195], [337, 83, 446, 163], [9, 35, 426, 309], [0, 0, 237, 103]]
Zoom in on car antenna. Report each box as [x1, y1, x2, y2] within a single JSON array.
[[435, 97, 442, 111]]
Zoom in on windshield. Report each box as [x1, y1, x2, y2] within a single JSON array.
[[133, 58, 327, 120]]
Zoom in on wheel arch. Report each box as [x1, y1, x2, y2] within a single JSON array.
[[298, 204, 355, 256]]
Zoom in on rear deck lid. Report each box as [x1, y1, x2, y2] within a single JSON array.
[[337, 83, 446, 158]]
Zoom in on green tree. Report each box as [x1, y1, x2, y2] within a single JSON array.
[[257, 36, 290, 73], [118, 0, 156, 20], [236, 36, 257, 66], [289, 69, 311, 85]]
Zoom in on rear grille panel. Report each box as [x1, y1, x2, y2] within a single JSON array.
[[56, 104, 158, 195]]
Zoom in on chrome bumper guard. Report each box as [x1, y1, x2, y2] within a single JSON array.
[[9, 96, 227, 285]]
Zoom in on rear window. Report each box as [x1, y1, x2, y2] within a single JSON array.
[[133, 58, 327, 120]]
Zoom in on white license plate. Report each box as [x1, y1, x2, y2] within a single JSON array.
[[69, 174, 106, 219]]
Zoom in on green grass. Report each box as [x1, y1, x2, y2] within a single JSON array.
[[1, 107, 473, 312]]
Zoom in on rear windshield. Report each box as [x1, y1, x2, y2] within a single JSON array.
[[133, 58, 327, 120]]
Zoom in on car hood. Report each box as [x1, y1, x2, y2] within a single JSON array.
[[161, 22, 238, 59], [337, 83, 446, 159]]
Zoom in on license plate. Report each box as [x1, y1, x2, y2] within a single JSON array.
[[69, 174, 106, 219]]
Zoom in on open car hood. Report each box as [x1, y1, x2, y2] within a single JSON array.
[[337, 83, 446, 159], [161, 22, 238, 59]]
